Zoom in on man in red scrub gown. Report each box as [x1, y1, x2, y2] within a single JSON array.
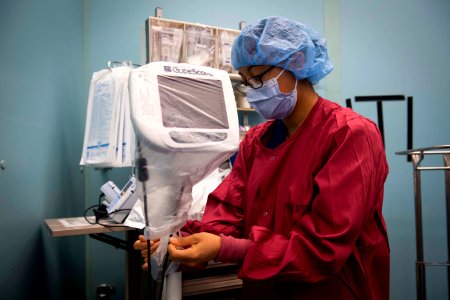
[[135, 16, 390, 300]]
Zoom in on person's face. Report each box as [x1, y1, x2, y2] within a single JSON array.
[[238, 65, 297, 93]]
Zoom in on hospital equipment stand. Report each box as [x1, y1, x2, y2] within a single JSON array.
[[396, 145, 450, 300]]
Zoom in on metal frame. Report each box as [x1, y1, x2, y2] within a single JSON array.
[[346, 95, 413, 162], [396, 145, 450, 300]]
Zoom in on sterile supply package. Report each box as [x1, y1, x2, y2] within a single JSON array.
[[184, 25, 216, 67], [218, 30, 239, 73], [151, 26, 184, 63], [128, 62, 239, 279], [80, 65, 135, 167]]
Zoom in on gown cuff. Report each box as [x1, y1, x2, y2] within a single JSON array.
[[215, 234, 253, 263]]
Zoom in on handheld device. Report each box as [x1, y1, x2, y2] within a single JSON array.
[[100, 181, 121, 205], [99, 176, 139, 223]]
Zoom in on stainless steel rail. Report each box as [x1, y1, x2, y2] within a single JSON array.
[[396, 145, 450, 300]]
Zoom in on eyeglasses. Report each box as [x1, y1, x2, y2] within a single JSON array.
[[234, 66, 275, 94]]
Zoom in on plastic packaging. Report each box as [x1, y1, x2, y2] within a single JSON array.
[[184, 25, 216, 67], [151, 26, 184, 63], [218, 30, 238, 73], [189, 162, 231, 221], [80, 65, 134, 167]]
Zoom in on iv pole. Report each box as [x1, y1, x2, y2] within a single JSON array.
[[136, 147, 182, 300]]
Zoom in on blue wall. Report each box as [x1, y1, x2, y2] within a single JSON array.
[[0, 0, 448, 299], [0, 0, 86, 299]]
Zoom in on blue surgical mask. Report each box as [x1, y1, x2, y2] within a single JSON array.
[[245, 69, 298, 119]]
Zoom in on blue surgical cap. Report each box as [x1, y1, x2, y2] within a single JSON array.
[[231, 16, 333, 84]]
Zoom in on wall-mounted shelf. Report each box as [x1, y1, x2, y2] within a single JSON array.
[[237, 108, 254, 112], [145, 16, 240, 75]]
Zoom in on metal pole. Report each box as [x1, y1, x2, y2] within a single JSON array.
[[443, 154, 450, 300], [412, 153, 426, 300], [376, 101, 385, 147]]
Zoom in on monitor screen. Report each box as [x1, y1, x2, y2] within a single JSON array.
[[158, 75, 229, 129]]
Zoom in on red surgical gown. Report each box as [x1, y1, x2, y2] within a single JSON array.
[[184, 97, 390, 300]]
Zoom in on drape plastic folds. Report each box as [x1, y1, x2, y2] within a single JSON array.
[[128, 62, 239, 279]]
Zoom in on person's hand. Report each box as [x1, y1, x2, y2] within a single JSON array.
[[168, 232, 221, 268], [133, 235, 160, 270]]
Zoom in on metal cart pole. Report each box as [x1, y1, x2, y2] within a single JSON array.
[[396, 145, 450, 300], [444, 153, 450, 298], [412, 152, 426, 299]]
